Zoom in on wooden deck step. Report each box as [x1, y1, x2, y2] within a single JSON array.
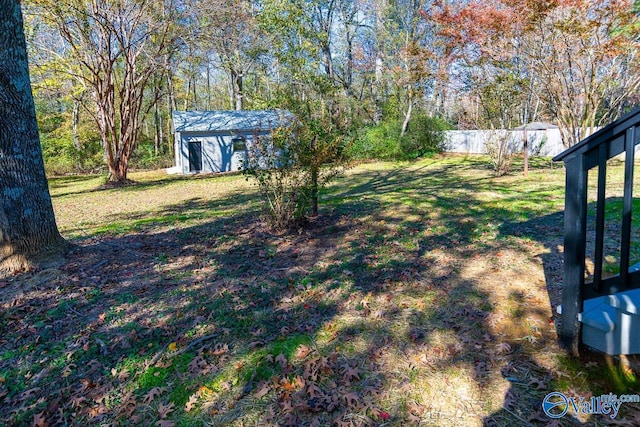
[[580, 290, 640, 355]]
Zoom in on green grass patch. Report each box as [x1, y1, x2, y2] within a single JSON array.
[[6, 156, 640, 425]]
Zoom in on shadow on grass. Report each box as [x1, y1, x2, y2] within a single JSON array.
[[485, 197, 640, 424], [5, 157, 633, 425], [48, 170, 245, 199]]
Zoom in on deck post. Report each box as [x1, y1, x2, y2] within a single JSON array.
[[593, 145, 607, 290], [620, 126, 636, 286], [554, 108, 640, 356], [561, 154, 588, 355]]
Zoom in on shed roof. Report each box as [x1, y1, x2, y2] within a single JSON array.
[[172, 110, 295, 133]]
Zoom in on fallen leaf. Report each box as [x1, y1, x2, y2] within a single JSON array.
[[189, 355, 215, 376], [527, 377, 547, 390], [306, 383, 324, 399], [491, 342, 512, 356], [293, 376, 305, 388], [527, 409, 551, 423], [158, 401, 175, 419], [407, 401, 425, 416], [281, 379, 296, 391], [344, 391, 361, 409], [33, 411, 48, 427], [61, 364, 76, 378], [143, 387, 166, 404], [198, 386, 213, 396], [19, 387, 41, 401], [281, 398, 294, 413], [340, 365, 360, 385], [89, 405, 107, 418], [211, 343, 229, 356], [117, 398, 137, 418], [295, 344, 311, 360], [86, 359, 102, 375], [70, 395, 87, 409], [303, 360, 319, 381], [185, 394, 198, 412], [168, 342, 178, 352], [255, 381, 271, 399]]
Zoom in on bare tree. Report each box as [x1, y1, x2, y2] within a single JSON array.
[[0, 0, 67, 273], [33, 0, 182, 183]]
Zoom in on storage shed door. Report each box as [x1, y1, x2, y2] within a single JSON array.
[[188, 141, 202, 172]]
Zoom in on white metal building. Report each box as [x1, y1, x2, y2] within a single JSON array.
[[170, 110, 293, 174]]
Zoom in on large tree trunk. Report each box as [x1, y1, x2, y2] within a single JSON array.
[[0, 0, 67, 273], [400, 89, 413, 137], [235, 69, 244, 111]]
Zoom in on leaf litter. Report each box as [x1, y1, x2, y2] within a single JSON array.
[[1, 160, 636, 425]]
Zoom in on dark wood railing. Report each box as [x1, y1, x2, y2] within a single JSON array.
[[553, 107, 640, 354]]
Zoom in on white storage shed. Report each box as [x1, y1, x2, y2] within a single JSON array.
[[171, 110, 293, 174]]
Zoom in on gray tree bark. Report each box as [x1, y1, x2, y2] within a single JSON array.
[[0, 0, 67, 273]]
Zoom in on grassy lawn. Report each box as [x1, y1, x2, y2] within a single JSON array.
[[2, 155, 640, 426]]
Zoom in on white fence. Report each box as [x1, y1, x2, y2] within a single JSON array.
[[444, 129, 566, 157]]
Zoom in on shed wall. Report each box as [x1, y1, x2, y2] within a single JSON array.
[[175, 130, 273, 174], [444, 129, 565, 157]]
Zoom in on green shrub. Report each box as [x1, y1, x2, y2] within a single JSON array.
[[131, 138, 174, 170], [399, 114, 451, 159], [36, 101, 104, 175], [244, 123, 312, 229], [349, 119, 403, 160], [243, 116, 346, 230], [41, 129, 103, 175], [485, 131, 517, 176], [349, 114, 450, 160]]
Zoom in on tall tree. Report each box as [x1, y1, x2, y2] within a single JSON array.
[[0, 0, 66, 273], [31, 0, 182, 183], [431, 0, 640, 146], [191, 0, 266, 111], [523, 0, 640, 147]]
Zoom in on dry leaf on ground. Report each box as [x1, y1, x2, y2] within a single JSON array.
[[157, 401, 175, 419], [143, 387, 166, 405]]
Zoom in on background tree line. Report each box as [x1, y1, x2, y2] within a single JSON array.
[[22, 0, 640, 181]]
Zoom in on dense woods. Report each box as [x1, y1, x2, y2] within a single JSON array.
[[22, 0, 640, 176]]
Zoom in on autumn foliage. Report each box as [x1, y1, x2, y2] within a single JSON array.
[[429, 0, 640, 146]]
